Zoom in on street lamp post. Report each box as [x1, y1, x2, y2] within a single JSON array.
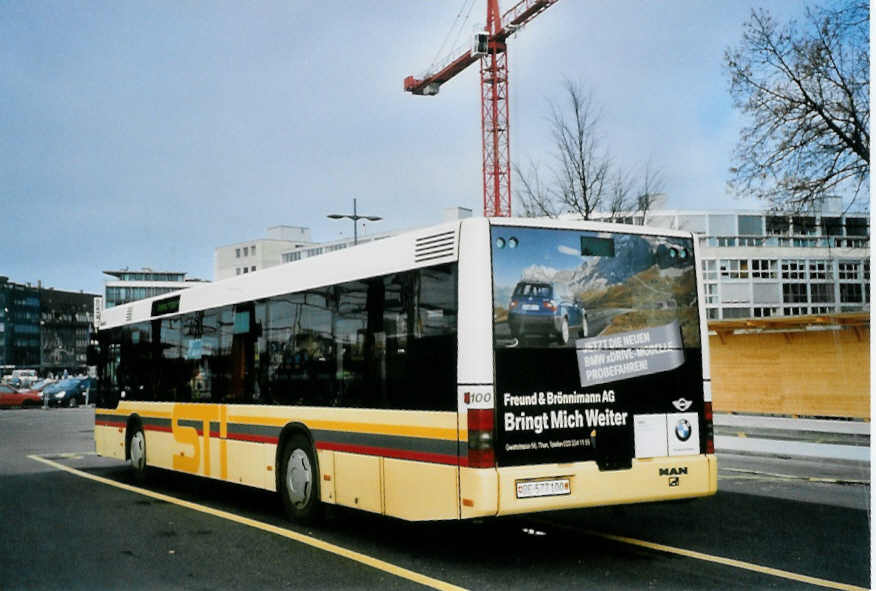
[[327, 198, 382, 245]]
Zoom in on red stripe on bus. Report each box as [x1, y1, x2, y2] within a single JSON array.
[[95, 420, 126, 428], [226, 432, 280, 444], [315, 441, 460, 466], [143, 425, 173, 434]]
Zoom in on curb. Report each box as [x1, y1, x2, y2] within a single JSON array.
[[720, 466, 869, 486], [714, 435, 870, 463]]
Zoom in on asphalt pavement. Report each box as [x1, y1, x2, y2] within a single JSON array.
[[1, 407, 870, 590]]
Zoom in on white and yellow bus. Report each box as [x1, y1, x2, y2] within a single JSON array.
[[93, 217, 716, 523]]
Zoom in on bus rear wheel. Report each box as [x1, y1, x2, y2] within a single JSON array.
[[278, 434, 321, 524]]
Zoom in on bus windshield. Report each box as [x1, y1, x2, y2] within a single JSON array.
[[491, 226, 704, 468]]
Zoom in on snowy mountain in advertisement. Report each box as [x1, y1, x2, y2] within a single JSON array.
[[519, 235, 655, 292]]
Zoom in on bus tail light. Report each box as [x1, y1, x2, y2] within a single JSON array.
[[467, 409, 495, 468], [703, 401, 714, 454]]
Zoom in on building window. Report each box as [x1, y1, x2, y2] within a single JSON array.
[[251, 266, 256, 272], [751, 259, 777, 279], [840, 284, 863, 303], [810, 305, 832, 314], [783, 283, 808, 303], [236, 268, 241, 276], [810, 284, 835, 303], [251, 245, 256, 256], [846, 217, 868, 236], [702, 260, 717, 281], [236, 248, 241, 258], [838, 262, 861, 280], [783, 306, 807, 316], [704, 283, 718, 305], [722, 308, 750, 319], [738, 215, 763, 235], [720, 259, 748, 279], [808, 260, 833, 280], [766, 216, 790, 235], [243, 268, 249, 274], [706, 308, 719, 320], [781, 259, 806, 280], [792, 216, 816, 235], [821, 217, 843, 236], [243, 246, 249, 257], [753, 307, 779, 318]]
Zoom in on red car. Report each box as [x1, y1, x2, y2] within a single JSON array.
[[0, 381, 45, 408]]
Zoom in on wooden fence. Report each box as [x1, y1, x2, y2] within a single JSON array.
[[708, 314, 870, 419]]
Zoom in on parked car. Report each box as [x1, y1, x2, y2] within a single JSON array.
[[15, 379, 55, 403], [2, 369, 38, 389], [42, 378, 96, 408], [507, 280, 587, 345], [0, 383, 43, 408]]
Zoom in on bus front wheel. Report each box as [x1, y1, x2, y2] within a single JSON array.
[[129, 426, 148, 482], [278, 434, 321, 524]]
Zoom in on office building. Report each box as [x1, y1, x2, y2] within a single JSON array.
[[103, 268, 205, 308], [214, 226, 314, 281], [0, 276, 98, 371]]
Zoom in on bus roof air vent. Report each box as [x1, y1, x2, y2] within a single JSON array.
[[414, 229, 457, 264]]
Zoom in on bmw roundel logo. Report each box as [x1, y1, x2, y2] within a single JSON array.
[[675, 419, 692, 442]]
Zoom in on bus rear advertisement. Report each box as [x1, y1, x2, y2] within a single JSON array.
[[93, 218, 716, 523]]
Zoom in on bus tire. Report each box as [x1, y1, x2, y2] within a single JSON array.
[[278, 434, 321, 524], [128, 425, 148, 483]]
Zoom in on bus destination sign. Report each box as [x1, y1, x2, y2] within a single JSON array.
[[151, 295, 181, 317]]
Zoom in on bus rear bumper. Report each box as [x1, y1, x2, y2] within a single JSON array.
[[460, 454, 717, 519]]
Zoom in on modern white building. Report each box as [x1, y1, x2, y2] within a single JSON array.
[[214, 225, 314, 281], [103, 269, 206, 308], [282, 207, 473, 263], [593, 198, 870, 320]]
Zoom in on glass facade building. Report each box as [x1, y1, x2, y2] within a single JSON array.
[[0, 276, 98, 371], [104, 269, 204, 308]]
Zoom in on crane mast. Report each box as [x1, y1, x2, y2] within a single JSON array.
[[404, 0, 560, 217]]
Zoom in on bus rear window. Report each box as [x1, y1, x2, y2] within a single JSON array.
[[492, 227, 700, 350]]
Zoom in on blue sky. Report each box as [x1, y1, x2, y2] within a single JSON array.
[[1, 1, 808, 295]]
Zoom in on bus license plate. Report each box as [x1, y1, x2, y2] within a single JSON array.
[[516, 478, 571, 499]]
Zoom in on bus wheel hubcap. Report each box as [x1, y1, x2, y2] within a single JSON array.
[[131, 432, 145, 471], [286, 449, 312, 508]]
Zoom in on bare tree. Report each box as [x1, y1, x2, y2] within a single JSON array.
[[608, 166, 635, 218], [635, 158, 666, 222], [549, 81, 612, 219], [724, 1, 869, 211], [513, 159, 559, 218], [514, 80, 617, 219]]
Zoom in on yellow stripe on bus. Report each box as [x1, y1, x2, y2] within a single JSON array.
[[227, 414, 460, 441], [104, 404, 464, 441]]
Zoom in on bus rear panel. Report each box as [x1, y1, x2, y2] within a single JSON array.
[[459, 223, 716, 518]]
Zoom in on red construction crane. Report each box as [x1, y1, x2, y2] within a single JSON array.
[[404, 0, 560, 217]]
